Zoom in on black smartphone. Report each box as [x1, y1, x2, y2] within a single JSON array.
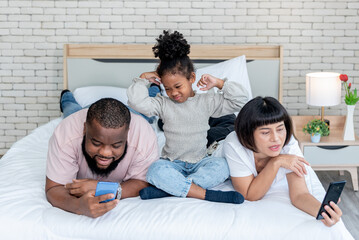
[[316, 180, 346, 220]]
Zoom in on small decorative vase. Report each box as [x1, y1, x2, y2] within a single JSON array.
[[311, 133, 321, 143], [343, 105, 356, 141]]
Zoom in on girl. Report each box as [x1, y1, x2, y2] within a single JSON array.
[[224, 96, 343, 226], [127, 30, 249, 204]]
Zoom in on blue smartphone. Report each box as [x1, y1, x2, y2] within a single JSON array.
[[95, 181, 119, 203], [316, 180, 346, 220]]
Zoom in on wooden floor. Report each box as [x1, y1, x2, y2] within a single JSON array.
[[316, 170, 359, 239]]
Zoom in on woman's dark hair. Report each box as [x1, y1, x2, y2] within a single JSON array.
[[234, 96, 293, 152], [152, 30, 194, 80]]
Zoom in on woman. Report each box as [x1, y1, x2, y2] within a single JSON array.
[[223, 96, 342, 227]]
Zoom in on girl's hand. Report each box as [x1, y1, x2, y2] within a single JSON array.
[[139, 71, 161, 85], [197, 74, 224, 91], [272, 154, 310, 177], [320, 201, 342, 227]]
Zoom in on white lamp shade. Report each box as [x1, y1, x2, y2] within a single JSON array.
[[306, 72, 341, 106]]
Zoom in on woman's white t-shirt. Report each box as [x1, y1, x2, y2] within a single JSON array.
[[223, 131, 304, 186]]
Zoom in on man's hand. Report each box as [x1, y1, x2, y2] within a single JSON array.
[[66, 179, 98, 197], [77, 190, 119, 218], [46, 177, 118, 218]]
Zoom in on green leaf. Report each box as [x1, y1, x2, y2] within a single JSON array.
[[303, 119, 329, 136]]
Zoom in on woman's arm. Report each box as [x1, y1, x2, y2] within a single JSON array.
[[232, 154, 308, 201], [225, 136, 308, 201], [287, 173, 342, 227], [287, 172, 320, 215], [231, 160, 281, 201]]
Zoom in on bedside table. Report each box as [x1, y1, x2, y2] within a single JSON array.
[[292, 115, 359, 191]]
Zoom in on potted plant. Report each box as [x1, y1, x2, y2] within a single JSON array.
[[302, 119, 330, 143]]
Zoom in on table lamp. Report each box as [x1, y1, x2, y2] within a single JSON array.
[[306, 72, 341, 127]]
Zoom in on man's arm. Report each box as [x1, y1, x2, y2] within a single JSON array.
[[65, 178, 148, 199], [45, 177, 118, 218]]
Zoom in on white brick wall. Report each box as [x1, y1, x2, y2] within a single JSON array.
[[0, 0, 359, 154]]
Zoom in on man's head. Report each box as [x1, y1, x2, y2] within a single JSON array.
[[83, 98, 131, 176]]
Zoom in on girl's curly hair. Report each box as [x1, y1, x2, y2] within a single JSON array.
[[152, 30, 194, 80]]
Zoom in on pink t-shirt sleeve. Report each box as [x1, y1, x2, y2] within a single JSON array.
[[123, 114, 159, 182], [46, 110, 87, 185], [46, 133, 80, 185], [123, 140, 158, 182]]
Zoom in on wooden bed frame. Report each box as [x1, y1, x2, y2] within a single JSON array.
[[63, 44, 283, 101]]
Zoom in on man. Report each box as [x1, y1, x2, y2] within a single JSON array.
[[45, 98, 159, 218]]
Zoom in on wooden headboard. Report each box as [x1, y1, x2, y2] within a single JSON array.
[[63, 44, 283, 101]]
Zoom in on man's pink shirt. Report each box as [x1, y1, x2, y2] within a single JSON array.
[[46, 109, 159, 185]]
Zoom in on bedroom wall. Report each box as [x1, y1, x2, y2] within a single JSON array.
[[0, 0, 358, 154]]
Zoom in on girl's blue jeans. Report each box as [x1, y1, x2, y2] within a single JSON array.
[[146, 157, 230, 198], [61, 86, 160, 123]]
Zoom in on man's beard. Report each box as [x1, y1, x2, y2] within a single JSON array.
[[82, 136, 127, 178]]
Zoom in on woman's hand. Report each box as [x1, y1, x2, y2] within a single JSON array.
[[272, 154, 310, 177], [139, 71, 161, 85], [197, 74, 224, 91], [320, 201, 342, 227]]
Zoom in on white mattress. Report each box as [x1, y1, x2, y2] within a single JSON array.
[[0, 118, 354, 240]]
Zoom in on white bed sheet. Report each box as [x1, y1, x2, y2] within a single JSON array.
[[0, 118, 354, 240]]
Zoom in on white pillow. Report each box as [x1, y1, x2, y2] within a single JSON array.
[[73, 56, 252, 107], [193, 55, 253, 99], [73, 86, 128, 108]]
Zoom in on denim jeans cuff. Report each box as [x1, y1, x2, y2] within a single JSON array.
[[179, 177, 192, 198]]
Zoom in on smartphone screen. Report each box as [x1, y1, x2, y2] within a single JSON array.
[[316, 180, 346, 220], [95, 181, 119, 203]]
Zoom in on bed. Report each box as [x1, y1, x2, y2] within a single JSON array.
[[0, 44, 354, 240]]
